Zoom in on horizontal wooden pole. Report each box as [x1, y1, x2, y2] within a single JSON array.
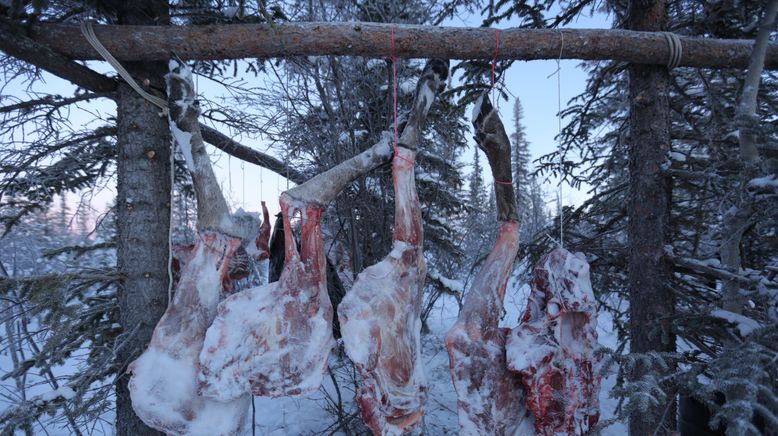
[[27, 21, 778, 69]]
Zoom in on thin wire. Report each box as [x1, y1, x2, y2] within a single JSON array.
[[285, 62, 290, 190], [490, 29, 512, 186], [80, 20, 178, 301], [241, 161, 246, 210], [491, 29, 500, 104], [168, 122, 175, 304]]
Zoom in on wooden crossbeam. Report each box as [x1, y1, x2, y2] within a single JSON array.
[[21, 21, 778, 69]]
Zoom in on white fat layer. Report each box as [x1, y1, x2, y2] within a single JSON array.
[[129, 233, 250, 435]]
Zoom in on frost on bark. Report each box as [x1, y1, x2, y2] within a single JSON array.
[[506, 248, 602, 435], [126, 56, 251, 435], [337, 59, 448, 435], [444, 93, 533, 435]]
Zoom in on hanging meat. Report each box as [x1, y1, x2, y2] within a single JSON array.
[[198, 99, 401, 402], [254, 201, 272, 261], [337, 59, 449, 436], [197, 193, 334, 400], [444, 93, 534, 435], [128, 56, 253, 435], [505, 247, 602, 435]]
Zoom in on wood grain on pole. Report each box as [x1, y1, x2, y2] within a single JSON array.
[[26, 21, 778, 69]]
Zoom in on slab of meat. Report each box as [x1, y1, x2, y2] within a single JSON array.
[[505, 247, 602, 435], [128, 231, 250, 435], [337, 59, 448, 435], [198, 193, 335, 400], [198, 86, 406, 402], [254, 201, 272, 261], [128, 55, 252, 435], [444, 93, 534, 435]]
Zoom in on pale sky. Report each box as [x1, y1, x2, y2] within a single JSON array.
[[3, 8, 612, 228]]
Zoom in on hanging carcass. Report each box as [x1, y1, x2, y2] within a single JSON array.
[[127, 57, 254, 435], [197, 100, 402, 402], [444, 93, 534, 435], [505, 247, 602, 435], [337, 59, 449, 436]]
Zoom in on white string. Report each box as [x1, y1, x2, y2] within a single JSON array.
[[80, 21, 168, 110], [168, 126, 176, 304], [81, 20, 176, 302]]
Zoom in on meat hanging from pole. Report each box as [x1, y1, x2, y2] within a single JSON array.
[[444, 93, 535, 435], [337, 59, 449, 436], [127, 56, 256, 435], [506, 247, 603, 435]]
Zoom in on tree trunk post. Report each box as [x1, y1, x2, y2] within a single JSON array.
[[627, 0, 677, 434], [114, 2, 170, 435]]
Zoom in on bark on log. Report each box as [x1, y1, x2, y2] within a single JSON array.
[[626, 0, 676, 435], [20, 21, 778, 70], [113, 2, 170, 433]]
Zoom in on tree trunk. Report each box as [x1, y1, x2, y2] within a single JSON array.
[[17, 21, 778, 69], [627, 1, 676, 435], [720, 0, 778, 314], [114, 2, 170, 435], [115, 81, 170, 436]]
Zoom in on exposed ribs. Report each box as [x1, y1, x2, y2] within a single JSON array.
[[505, 247, 602, 435], [444, 93, 534, 435], [338, 59, 448, 435]]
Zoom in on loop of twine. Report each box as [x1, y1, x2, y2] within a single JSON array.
[[80, 20, 175, 301], [491, 29, 511, 186], [80, 21, 168, 110], [663, 32, 683, 69]]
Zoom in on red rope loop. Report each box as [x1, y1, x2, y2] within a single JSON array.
[[390, 25, 414, 164], [494, 180, 512, 185], [491, 29, 500, 103]]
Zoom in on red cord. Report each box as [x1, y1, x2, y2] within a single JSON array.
[[392, 26, 397, 150], [491, 30, 508, 187], [491, 29, 500, 103], [391, 25, 413, 164]]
